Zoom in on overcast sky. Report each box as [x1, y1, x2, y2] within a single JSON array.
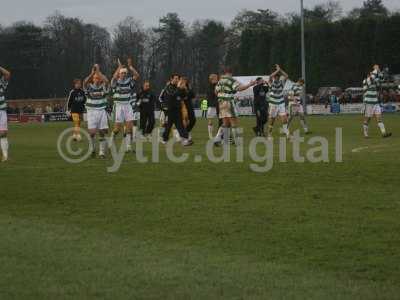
[[1, 0, 398, 28]]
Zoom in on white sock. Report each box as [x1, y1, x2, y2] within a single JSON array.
[[1, 138, 8, 159], [208, 125, 213, 139], [125, 134, 132, 148], [282, 124, 289, 136], [363, 124, 369, 137], [231, 127, 238, 145], [99, 138, 106, 155], [378, 122, 386, 135]]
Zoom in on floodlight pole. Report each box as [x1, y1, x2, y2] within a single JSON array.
[[301, 0, 307, 108]]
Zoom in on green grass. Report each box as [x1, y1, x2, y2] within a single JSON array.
[[0, 115, 399, 299]]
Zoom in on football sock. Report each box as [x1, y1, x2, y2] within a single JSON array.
[[282, 124, 289, 136], [378, 122, 386, 135], [125, 133, 132, 148], [99, 138, 106, 155], [363, 123, 369, 137], [0, 137, 8, 159], [90, 136, 96, 153], [208, 125, 213, 139], [231, 127, 239, 145]]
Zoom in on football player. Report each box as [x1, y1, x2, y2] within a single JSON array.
[[362, 65, 392, 138]]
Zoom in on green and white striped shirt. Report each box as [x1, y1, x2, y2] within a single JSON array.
[[215, 76, 240, 102], [85, 84, 109, 110], [290, 83, 303, 104], [0, 76, 9, 111], [268, 79, 286, 105], [111, 77, 136, 105], [363, 71, 382, 104]]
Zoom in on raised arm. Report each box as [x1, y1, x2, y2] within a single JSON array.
[[99, 72, 109, 87], [237, 80, 256, 92], [0, 66, 11, 81], [83, 65, 97, 89], [269, 65, 281, 78], [278, 65, 289, 80], [127, 58, 140, 81], [112, 58, 123, 80], [94, 64, 109, 87]]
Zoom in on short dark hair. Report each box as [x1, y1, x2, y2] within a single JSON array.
[[170, 74, 180, 80]]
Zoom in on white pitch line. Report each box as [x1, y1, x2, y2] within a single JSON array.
[[352, 146, 369, 153], [352, 144, 388, 153]]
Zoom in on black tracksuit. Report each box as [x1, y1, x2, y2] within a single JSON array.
[[180, 88, 197, 133], [67, 88, 86, 113], [138, 89, 156, 135], [253, 84, 269, 134], [162, 83, 189, 141]]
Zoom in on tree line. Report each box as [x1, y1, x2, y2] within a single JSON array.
[[0, 0, 399, 99]]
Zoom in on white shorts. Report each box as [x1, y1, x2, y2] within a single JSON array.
[[219, 101, 238, 119], [269, 103, 287, 118], [364, 104, 382, 118], [115, 103, 134, 123], [0, 110, 7, 131], [289, 103, 305, 116], [207, 107, 218, 119], [87, 109, 109, 131]]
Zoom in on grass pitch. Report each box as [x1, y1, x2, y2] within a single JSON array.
[[0, 115, 399, 299]]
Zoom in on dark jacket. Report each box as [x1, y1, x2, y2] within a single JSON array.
[[67, 88, 86, 113], [253, 84, 269, 108], [163, 83, 181, 112], [138, 89, 156, 113]]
